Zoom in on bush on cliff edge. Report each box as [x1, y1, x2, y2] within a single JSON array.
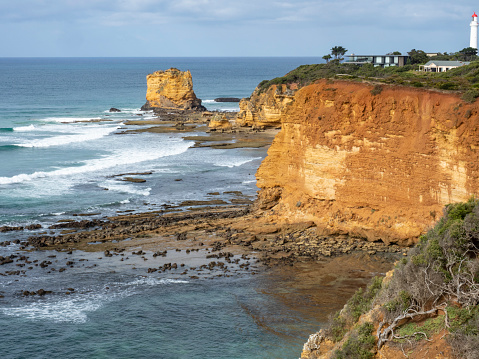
[[322, 198, 479, 358]]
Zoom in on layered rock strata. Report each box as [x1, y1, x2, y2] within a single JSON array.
[[250, 79, 479, 245], [141, 68, 205, 111], [236, 84, 297, 128]]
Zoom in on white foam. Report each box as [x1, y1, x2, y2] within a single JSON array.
[[126, 277, 189, 286], [13, 124, 36, 132], [212, 157, 262, 168], [105, 182, 151, 196], [14, 126, 119, 148], [1, 295, 107, 324], [51, 212, 66, 216], [203, 99, 215, 103], [38, 117, 104, 123], [1, 277, 188, 323], [0, 139, 192, 185]]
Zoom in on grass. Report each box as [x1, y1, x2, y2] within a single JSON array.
[[395, 315, 445, 341]]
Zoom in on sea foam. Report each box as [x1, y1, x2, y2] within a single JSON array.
[[0, 139, 192, 185], [14, 126, 119, 148], [1, 277, 188, 323]]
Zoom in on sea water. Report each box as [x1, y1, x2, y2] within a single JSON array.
[[0, 57, 341, 358]]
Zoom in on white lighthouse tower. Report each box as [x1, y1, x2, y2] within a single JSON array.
[[470, 12, 478, 49]]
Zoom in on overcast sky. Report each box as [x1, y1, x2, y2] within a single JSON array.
[[0, 1, 477, 57]]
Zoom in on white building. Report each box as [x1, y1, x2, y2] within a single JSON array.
[[419, 60, 470, 72], [470, 12, 478, 49]]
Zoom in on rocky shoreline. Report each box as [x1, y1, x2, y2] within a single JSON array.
[[1, 200, 405, 281]]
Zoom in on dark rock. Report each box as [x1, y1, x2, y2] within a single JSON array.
[[26, 224, 42, 230], [214, 98, 241, 103], [176, 232, 187, 241], [109, 108, 121, 112]]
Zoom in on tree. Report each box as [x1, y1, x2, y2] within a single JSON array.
[[331, 46, 347, 60], [459, 47, 478, 61], [386, 51, 402, 55], [322, 54, 332, 63], [407, 49, 429, 65]]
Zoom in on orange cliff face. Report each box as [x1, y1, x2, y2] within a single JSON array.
[[236, 84, 297, 128], [141, 68, 205, 111], [252, 79, 479, 246]]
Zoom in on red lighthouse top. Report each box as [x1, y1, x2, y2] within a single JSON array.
[[473, 12, 478, 18]]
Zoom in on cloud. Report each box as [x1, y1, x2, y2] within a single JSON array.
[[0, 0, 476, 56], [0, 0, 471, 26]]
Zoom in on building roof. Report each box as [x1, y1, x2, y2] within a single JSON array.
[[423, 60, 470, 67], [346, 54, 409, 57]]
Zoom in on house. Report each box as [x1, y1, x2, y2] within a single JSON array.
[[419, 60, 470, 72], [344, 54, 411, 67]]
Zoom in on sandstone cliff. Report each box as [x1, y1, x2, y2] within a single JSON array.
[[236, 84, 297, 128], [249, 79, 479, 246], [141, 68, 205, 111]]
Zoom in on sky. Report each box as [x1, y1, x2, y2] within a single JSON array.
[[0, 0, 477, 57]]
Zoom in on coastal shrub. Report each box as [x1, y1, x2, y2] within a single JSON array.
[[447, 306, 479, 335], [370, 85, 383, 96], [256, 60, 479, 96], [374, 198, 479, 353], [332, 322, 375, 359], [327, 312, 348, 342], [346, 276, 383, 322], [437, 81, 457, 90], [461, 88, 479, 103], [448, 309, 479, 359], [325, 276, 383, 343], [321, 199, 478, 356]]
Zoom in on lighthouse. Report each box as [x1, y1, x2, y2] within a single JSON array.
[[470, 12, 478, 49]]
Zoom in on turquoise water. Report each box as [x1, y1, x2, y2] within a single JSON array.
[[0, 57, 335, 359], [0, 57, 321, 230]]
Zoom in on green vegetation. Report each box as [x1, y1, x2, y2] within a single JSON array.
[[256, 59, 479, 100], [333, 322, 375, 359], [407, 49, 429, 65], [331, 46, 348, 60], [322, 199, 479, 357], [326, 276, 383, 342]]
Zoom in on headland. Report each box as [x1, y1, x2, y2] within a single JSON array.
[[2, 64, 478, 358]]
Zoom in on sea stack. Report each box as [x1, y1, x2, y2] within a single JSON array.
[[141, 68, 206, 111]]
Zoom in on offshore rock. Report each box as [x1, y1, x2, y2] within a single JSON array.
[[254, 79, 479, 246], [214, 98, 241, 102], [141, 68, 206, 111]]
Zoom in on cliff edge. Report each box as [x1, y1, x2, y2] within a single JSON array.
[[300, 199, 479, 359], [244, 79, 479, 246], [141, 68, 206, 111]]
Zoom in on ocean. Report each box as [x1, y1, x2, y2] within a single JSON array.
[[0, 57, 375, 359]]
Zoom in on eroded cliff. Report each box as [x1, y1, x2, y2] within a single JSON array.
[[141, 68, 205, 111], [236, 84, 297, 128], [250, 80, 479, 245]]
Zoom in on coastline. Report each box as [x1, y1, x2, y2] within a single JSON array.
[[0, 116, 403, 358]]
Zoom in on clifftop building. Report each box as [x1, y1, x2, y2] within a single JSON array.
[[419, 60, 470, 72], [344, 54, 410, 67]]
